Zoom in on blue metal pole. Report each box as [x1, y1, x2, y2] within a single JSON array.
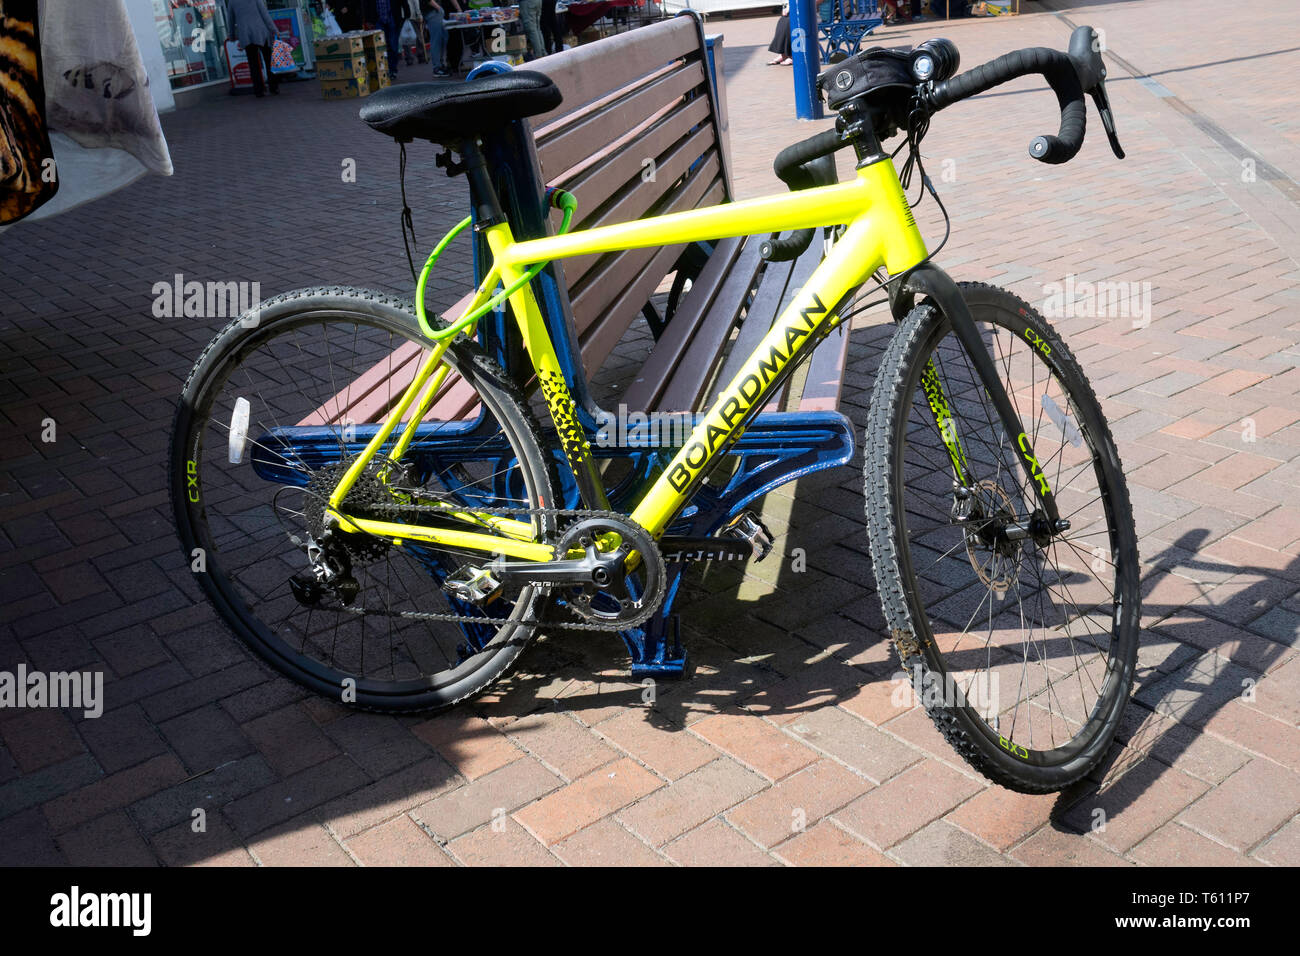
[[790, 0, 823, 120], [790, 0, 821, 119]]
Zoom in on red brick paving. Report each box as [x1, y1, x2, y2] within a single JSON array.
[[0, 0, 1297, 865]]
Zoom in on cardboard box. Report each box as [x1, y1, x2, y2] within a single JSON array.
[[367, 68, 392, 90], [505, 35, 527, 53], [315, 54, 367, 81], [321, 74, 371, 99], [314, 32, 365, 59], [360, 29, 387, 52]]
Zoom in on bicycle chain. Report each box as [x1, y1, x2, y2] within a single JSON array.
[[324, 494, 663, 632]]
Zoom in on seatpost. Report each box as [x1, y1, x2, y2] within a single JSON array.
[[459, 138, 507, 228]]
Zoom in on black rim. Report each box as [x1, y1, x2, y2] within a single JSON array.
[[892, 304, 1137, 767], [176, 307, 548, 702]]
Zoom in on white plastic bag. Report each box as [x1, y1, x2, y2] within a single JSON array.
[[321, 8, 343, 36], [399, 18, 418, 47]]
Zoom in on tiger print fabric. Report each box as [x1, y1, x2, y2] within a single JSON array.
[[0, 0, 57, 223]]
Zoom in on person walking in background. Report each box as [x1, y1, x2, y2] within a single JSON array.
[[369, 0, 401, 78], [225, 0, 280, 96], [767, 3, 791, 65], [883, 0, 928, 24], [396, 0, 426, 66], [444, 0, 465, 72], [540, 0, 561, 54], [517, 0, 545, 60], [423, 0, 449, 75]]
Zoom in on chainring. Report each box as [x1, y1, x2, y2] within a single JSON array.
[[555, 515, 666, 630]]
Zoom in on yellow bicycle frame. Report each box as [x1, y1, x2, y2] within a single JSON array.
[[331, 157, 929, 558]]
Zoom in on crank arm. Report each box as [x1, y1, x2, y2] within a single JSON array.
[[489, 545, 625, 589]]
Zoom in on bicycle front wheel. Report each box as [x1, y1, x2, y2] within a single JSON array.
[[170, 286, 557, 712], [865, 281, 1140, 792]]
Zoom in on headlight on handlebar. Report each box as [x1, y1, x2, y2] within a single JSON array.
[[910, 39, 959, 84]]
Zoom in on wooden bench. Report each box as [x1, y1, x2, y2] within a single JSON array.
[[527, 14, 852, 421], [304, 12, 852, 438], [292, 12, 860, 675]]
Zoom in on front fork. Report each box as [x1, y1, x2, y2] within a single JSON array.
[[892, 263, 1061, 527]]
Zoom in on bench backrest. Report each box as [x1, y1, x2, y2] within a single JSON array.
[[305, 16, 734, 428], [500, 13, 732, 382]]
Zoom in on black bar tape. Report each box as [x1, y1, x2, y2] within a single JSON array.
[[772, 129, 845, 187], [765, 133, 844, 261], [929, 48, 1086, 164], [761, 230, 815, 262]]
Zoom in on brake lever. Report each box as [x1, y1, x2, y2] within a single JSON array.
[[1089, 79, 1125, 159]]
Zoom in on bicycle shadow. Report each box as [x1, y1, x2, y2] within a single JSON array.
[[476, 316, 1295, 849], [1047, 528, 1295, 838]]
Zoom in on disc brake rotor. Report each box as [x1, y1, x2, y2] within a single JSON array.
[[964, 479, 1021, 595]]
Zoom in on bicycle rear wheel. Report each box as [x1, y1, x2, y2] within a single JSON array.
[[865, 281, 1140, 792], [170, 286, 557, 712]]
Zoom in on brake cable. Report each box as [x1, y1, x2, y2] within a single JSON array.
[[889, 94, 952, 277], [399, 143, 419, 284]]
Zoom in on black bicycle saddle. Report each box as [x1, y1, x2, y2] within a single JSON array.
[[359, 71, 563, 145]]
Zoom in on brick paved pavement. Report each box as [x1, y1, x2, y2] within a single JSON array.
[[1, 0, 1297, 866]]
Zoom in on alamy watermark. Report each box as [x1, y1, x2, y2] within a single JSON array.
[[1042, 273, 1152, 329], [595, 404, 705, 448], [891, 663, 999, 718], [151, 273, 262, 324], [0, 664, 103, 719], [50, 886, 150, 936]]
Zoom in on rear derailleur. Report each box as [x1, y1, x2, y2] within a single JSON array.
[[290, 533, 360, 607]]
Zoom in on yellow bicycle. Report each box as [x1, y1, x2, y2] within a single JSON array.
[[171, 25, 1138, 791]]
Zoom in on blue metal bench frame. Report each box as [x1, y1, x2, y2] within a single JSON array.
[[819, 0, 884, 59]]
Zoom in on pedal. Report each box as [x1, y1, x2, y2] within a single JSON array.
[[723, 510, 774, 561], [443, 564, 503, 605]]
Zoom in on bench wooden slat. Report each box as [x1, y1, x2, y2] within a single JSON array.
[[620, 234, 745, 413], [707, 234, 824, 414], [562, 121, 718, 294], [302, 292, 485, 427], [568, 149, 723, 343], [533, 59, 678, 151], [546, 91, 711, 233], [764, 238, 827, 411], [538, 61, 707, 186], [299, 340, 424, 426], [711, 264, 780, 395], [653, 236, 766, 413], [799, 322, 850, 412], [527, 16, 701, 129], [576, 164, 726, 373]]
